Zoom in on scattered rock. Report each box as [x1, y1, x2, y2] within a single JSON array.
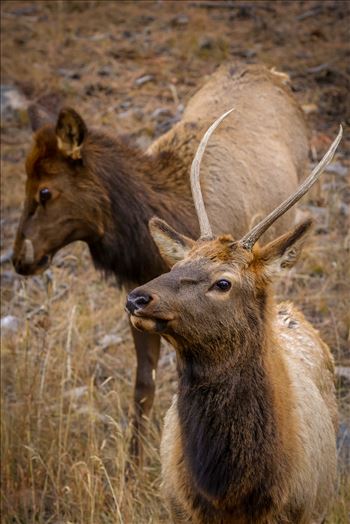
[[0, 85, 28, 119], [1, 315, 21, 335], [8, 5, 38, 17], [232, 47, 257, 59], [119, 101, 131, 110], [57, 68, 81, 80], [151, 108, 174, 120], [338, 202, 349, 216], [134, 74, 155, 87], [336, 366, 350, 381], [325, 161, 348, 177], [198, 36, 214, 50], [74, 32, 110, 42], [0, 271, 16, 286], [85, 83, 114, 96], [99, 334, 123, 350], [171, 14, 189, 26], [159, 349, 176, 368], [337, 421, 350, 469], [0, 249, 13, 265], [98, 66, 113, 77], [155, 117, 179, 136]]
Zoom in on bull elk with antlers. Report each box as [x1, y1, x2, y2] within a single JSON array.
[[13, 64, 309, 461], [126, 119, 342, 522]]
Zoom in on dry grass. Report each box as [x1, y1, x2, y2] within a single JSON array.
[[1, 1, 349, 523], [1, 245, 175, 523]]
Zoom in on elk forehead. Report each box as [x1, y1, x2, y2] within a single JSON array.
[[180, 235, 253, 267], [25, 126, 60, 179]]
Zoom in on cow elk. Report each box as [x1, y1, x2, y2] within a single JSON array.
[[126, 120, 342, 522], [13, 64, 310, 462]]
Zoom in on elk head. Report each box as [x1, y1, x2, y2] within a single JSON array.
[[126, 113, 342, 358], [12, 107, 107, 275]]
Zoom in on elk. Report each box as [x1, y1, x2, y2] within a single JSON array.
[[126, 118, 342, 523], [13, 64, 309, 461]]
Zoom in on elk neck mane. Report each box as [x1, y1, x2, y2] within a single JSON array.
[[176, 296, 290, 518], [81, 131, 197, 286]]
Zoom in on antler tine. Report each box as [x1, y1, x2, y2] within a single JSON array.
[[191, 108, 235, 239], [240, 125, 343, 251]]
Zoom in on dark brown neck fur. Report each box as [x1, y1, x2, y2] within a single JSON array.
[[83, 131, 198, 286], [176, 302, 288, 521]]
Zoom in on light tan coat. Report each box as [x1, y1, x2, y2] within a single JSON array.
[[161, 302, 337, 523]]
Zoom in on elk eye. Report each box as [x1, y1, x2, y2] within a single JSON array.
[[214, 279, 231, 292], [39, 188, 51, 205]]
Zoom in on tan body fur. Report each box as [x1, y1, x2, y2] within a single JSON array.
[[161, 302, 337, 524], [149, 64, 308, 239]]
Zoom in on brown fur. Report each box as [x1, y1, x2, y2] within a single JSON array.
[[126, 219, 337, 523], [12, 63, 309, 461]]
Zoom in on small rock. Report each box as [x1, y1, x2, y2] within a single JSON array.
[[171, 14, 189, 26], [1, 315, 20, 335], [1, 271, 16, 285], [325, 161, 348, 177], [0, 249, 13, 265], [232, 48, 257, 59], [159, 349, 176, 368], [338, 202, 349, 216], [98, 66, 113, 77], [151, 108, 173, 120], [337, 421, 350, 469], [88, 33, 110, 42], [336, 366, 350, 381], [198, 36, 214, 50], [134, 75, 155, 87], [57, 68, 81, 80], [100, 334, 123, 350], [155, 118, 177, 136], [0, 85, 28, 118], [119, 101, 131, 110], [122, 30, 132, 39], [117, 109, 134, 120], [9, 5, 38, 16]]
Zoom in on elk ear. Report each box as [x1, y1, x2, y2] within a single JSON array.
[[28, 104, 55, 131], [55, 107, 87, 160], [257, 219, 313, 275], [149, 217, 194, 268]]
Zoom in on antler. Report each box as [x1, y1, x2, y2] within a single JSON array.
[[191, 108, 235, 239], [240, 125, 343, 251]]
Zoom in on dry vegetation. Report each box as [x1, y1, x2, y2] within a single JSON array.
[[1, 1, 349, 523]]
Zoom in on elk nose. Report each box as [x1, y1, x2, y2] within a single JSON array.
[[126, 291, 153, 314]]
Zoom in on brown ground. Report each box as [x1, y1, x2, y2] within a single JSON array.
[[1, 1, 349, 523]]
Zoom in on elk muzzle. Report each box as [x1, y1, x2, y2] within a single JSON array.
[[126, 287, 174, 334], [12, 237, 51, 275], [126, 290, 153, 315]]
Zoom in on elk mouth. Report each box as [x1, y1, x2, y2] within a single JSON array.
[[14, 253, 52, 276], [128, 310, 174, 334], [37, 254, 51, 269]]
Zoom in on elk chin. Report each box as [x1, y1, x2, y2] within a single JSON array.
[[14, 253, 52, 276], [129, 315, 169, 334], [35, 254, 51, 272]]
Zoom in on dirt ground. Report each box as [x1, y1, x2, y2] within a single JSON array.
[[1, 1, 349, 523]]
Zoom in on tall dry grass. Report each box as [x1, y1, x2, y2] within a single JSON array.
[[1, 245, 174, 523]]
